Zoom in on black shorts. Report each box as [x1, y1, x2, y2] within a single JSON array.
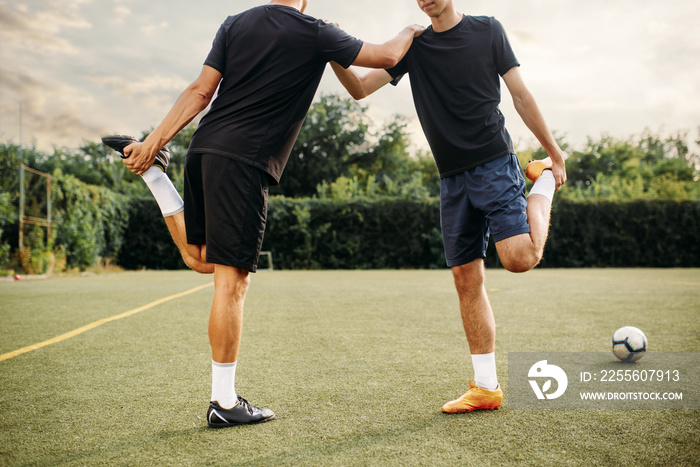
[[440, 154, 529, 267], [184, 153, 269, 272]]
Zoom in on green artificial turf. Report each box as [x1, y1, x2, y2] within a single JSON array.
[[0, 269, 698, 466]]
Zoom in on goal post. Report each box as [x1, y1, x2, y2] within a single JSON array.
[[18, 163, 52, 250]]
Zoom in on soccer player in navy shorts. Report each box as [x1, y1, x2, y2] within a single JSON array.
[[116, 0, 424, 427], [331, 0, 567, 413]]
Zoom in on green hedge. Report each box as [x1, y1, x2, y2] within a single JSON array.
[[263, 198, 446, 269], [261, 198, 700, 270], [115, 197, 700, 270], [545, 200, 700, 267], [117, 198, 183, 270]]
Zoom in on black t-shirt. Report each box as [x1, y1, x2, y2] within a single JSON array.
[[188, 5, 363, 184], [387, 15, 519, 177]]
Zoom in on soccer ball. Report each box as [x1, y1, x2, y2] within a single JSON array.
[[612, 326, 647, 362]]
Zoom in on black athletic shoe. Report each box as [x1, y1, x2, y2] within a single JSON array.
[[101, 134, 170, 172], [207, 397, 276, 428]]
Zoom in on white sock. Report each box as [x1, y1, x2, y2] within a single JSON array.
[[528, 170, 556, 203], [211, 361, 238, 408], [141, 167, 184, 217], [472, 353, 498, 390]]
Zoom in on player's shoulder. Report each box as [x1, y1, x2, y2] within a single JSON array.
[[265, 4, 322, 25], [221, 4, 324, 38], [229, 5, 320, 24], [463, 15, 508, 37], [464, 15, 499, 29]]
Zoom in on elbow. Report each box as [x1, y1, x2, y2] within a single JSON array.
[[192, 84, 215, 103], [343, 80, 370, 100], [189, 88, 214, 111], [512, 96, 528, 117], [349, 89, 369, 101], [370, 48, 400, 70], [380, 52, 400, 70], [196, 90, 214, 106], [188, 82, 215, 103], [513, 90, 534, 109]]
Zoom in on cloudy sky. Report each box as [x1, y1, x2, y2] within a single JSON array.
[[1, 0, 698, 155]]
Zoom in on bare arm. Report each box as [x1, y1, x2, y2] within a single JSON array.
[[352, 24, 425, 69], [329, 24, 424, 100], [502, 66, 567, 189], [123, 65, 222, 175], [330, 64, 394, 100]]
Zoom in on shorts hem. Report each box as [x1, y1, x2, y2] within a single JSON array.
[[187, 236, 206, 246], [206, 254, 257, 273], [492, 227, 531, 243], [446, 252, 487, 268]]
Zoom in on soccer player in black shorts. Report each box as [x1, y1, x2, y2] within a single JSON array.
[[331, 0, 567, 413], [118, 0, 424, 427]]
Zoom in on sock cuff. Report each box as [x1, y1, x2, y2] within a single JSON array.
[[528, 170, 555, 203], [212, 361, 237, 368], [162, 204, 184, 218]]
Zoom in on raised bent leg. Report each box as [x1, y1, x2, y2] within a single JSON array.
[[163, 212, 214, 274], [495, 193, 552, 273]]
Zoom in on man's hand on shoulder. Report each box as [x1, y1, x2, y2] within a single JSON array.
[[406, 24, 426, 37]]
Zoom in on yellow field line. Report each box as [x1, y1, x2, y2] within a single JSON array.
[[0, 282, 214, 363]]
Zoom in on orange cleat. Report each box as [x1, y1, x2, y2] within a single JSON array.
[[441, 380, 503, 413], [524, 157, 553, 183]]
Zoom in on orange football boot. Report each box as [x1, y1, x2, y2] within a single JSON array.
[[442, 380, 503, 413], [524, 157, 553, 183]]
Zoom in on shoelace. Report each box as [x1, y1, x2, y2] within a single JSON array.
[[237, 396, 254, 415]]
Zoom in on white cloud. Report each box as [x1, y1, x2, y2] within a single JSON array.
[[0, 0, 92, 56], [113, 6, 131, 23], [141, 21, 169, 37], [87, 74, 189, 97], [0, 66, 103, 149]]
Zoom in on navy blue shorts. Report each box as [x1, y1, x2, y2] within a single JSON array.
[[440, 153, 529, 267], [184, 153, 269, 272]]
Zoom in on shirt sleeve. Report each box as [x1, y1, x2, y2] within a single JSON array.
[[203, 18, 230, 74], [386, 56, 409, 86], [490, 17, 519, 76], [317, 22, 364, 69]]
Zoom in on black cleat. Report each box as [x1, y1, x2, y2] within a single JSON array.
[[101, 134, 170, 172], [207, 397, 276, 428]]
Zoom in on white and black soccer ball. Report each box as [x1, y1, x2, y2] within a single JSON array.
[[612, 326, 647, 362]]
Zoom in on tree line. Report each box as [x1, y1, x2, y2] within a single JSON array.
[[1, 94, 698, 274]]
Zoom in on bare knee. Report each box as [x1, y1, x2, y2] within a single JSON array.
[[498, 250, 541, 273], [496, 235, 543, 273], [183, 244, 214, 274], [184, 256, 214, 274], [215, 266, 250, 298], [452, 259, 486, 297]]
